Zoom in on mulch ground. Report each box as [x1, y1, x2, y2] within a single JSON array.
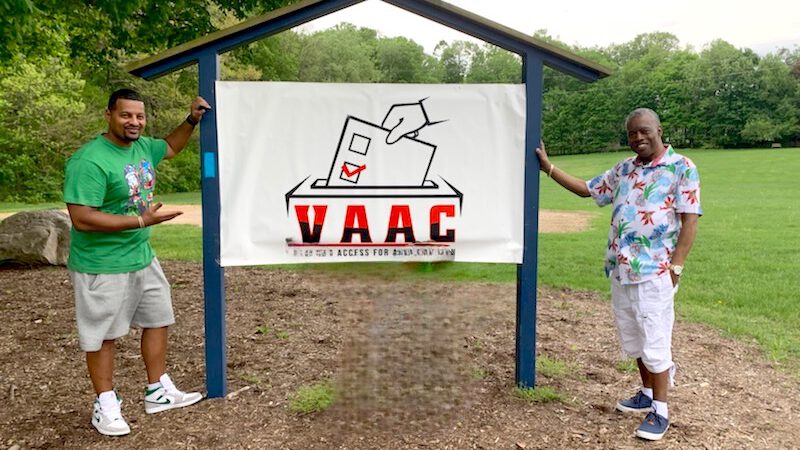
[[1, 261, 798, 449]]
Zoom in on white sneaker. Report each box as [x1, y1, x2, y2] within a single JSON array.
[[144, 373, 203, 414], [92, 395, 130, 436]]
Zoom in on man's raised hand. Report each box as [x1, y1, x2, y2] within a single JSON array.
[[189, 96, 211, 124], [535, 140, 552, 173]]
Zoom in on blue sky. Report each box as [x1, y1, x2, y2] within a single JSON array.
[[300, 0, 800, 55]]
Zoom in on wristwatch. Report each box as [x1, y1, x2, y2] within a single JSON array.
[[669, 264, 684, 276]]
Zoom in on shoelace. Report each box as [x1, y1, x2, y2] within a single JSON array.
[[98, 402, 124, 422], [645, 411, 665, 427], [630, 391, 648, 405], [159, 374, 184, 396]]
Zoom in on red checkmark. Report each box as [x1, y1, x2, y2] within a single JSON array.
[[341, 163, 366, 177]]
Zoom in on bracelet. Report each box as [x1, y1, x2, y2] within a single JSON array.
[[548, 164, 556, 178], [185, 114, 198, 127], [137, 216, 145, 228]]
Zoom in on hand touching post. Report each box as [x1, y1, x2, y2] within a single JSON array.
[[535, 140, 590, 197], [535, 140, 553, 176], [165, 96, 210, 159], [186, 96, 211, 126]]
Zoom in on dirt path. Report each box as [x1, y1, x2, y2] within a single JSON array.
[[1, 262, 798, 449], [0, 205, 596, 233]]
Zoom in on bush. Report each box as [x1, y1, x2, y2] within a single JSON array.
[[0, 54, 91, 201]]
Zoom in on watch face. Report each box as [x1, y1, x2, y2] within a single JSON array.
[[672, 266, 683, 276]]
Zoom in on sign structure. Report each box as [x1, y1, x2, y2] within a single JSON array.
[[216, 81, 526, 266]]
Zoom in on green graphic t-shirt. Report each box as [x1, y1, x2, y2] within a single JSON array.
[[63, 134, 168, 274]]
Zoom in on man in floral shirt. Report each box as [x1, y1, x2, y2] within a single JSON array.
[[536, 108, 701, 441]]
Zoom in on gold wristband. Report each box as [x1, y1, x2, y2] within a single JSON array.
[[137, 216, 145, 228], [548, 164, 556, 178]]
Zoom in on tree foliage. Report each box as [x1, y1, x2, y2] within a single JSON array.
[[0, 2, 798, 201]]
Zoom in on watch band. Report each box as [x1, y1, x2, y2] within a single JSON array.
[[669, 264, 684, 276]]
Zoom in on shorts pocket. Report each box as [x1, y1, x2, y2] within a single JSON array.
[[87, 274, 102, 291]]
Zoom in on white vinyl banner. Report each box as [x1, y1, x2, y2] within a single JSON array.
[[216, 81, 526, 266]]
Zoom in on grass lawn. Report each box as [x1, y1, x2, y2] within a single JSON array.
[[147, 148, 800, 371], [540, 148, 800, 372], [5, 148, 799, 373], [0, 191, 201, 212]]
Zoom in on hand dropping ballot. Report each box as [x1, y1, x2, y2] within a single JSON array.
[[327, 99, 444, 187]]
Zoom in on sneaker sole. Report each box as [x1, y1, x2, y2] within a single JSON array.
[[635, 424, 669, 441], [615, 403, 652, 413], [145, 393, 203, 414], [92, 420, 130, 437]]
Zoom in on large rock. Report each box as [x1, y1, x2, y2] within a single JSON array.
[[0, 209, 71, 266]]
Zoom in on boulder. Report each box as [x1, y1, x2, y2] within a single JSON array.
[[0, 209, 71, 266]]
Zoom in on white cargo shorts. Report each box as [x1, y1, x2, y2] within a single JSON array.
[[611, 272, 677, 374], [71, 258, 175, 352]]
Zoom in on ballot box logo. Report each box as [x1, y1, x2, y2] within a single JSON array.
[[285, 98, 463, 255]]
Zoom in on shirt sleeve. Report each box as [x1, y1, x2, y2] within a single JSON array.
[[586, 165, 619, 207], [63, 157, 106, 207], [676, 157, 702, 215], [148, 137, 168, 166]]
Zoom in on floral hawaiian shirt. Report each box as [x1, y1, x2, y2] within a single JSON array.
[[587, 145, 702, 284]]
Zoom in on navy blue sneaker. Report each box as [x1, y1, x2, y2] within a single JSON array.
[[615, 390, 652, 413], [635, 410, 670, 441]]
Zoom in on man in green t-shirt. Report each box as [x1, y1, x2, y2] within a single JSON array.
[[63, 88, 209, 436]]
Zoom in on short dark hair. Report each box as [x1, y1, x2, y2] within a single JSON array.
[[624, 107, 661, 129], [107, 88, 145, 111]]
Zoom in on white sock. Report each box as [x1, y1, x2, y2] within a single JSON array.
[[641, 387, 654, 399], [97, 390, 118, 411], [147, 381, 161, 391], [159, 373, 177, 392], [653, 400, 669, 419]]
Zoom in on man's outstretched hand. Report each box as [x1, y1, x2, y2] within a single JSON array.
[[142, 202, 182, 227]]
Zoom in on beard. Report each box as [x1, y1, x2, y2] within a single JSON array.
[[117, 128, 141, 143]]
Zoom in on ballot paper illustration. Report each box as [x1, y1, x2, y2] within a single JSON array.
[[288, 98, 457, 196], [284, 99, 463, 256]]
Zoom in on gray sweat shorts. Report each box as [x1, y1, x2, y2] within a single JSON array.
[[70, 258, 175, 352]]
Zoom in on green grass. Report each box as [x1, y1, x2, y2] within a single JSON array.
[[150, 225, 203, 261], [0, 201, 64, 213], [513, 386, 568, 403], [288, 381, 336, 413], [470, 367, 488, 380], [538, 148, 800, 372], [146, 148, 800, 372], [157, 191, 202, 204], [12, 148, 798, 374], [239, 373, 262, 385], [536, 355, 581, 379], [616, 359, 639, 374], [0, 191, 201, 213]]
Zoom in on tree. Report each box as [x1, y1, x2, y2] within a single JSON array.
[[0, 52, 90, 201], [741, 54, 800, 145], [690, 40, 761, 147], [296, 23, 380, 82], [466, 45, 521, 84], [375, 36, 437, 83], [433, 40, 475, 83]]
